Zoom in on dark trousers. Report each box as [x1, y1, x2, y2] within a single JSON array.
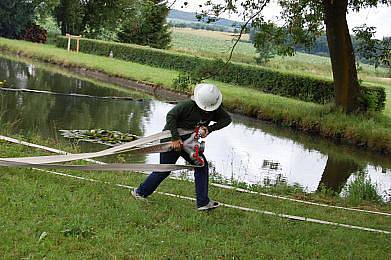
[[136, 150, 210, 208]]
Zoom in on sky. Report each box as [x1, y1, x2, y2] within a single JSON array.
[[171, 1, 391, 39]]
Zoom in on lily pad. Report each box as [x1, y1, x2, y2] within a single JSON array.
[[60, 129, 138, 145]]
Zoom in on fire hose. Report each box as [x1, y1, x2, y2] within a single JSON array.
[[0, 128, 205, 172]]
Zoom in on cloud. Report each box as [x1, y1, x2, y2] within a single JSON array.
[[347, 6, 391, 39], [171, 1, 391, 38]]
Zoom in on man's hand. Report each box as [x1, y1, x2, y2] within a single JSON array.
[[171, 139, 183, 151], [200, 126, 209, 138]]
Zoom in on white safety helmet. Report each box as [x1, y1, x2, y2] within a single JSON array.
[[191, 83, 222, 111]]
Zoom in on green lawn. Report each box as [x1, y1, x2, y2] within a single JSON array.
[[0, 139, 390, 258]]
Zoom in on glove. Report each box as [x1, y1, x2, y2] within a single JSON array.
[[200, 126, 209, 138], [171, 139, 183, 151]]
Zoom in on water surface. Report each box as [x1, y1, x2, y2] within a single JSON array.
[[1, 55, 390, 199]]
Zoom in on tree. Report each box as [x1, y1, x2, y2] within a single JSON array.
[[193, 0, 391, 112], [54, 0, 86, 35], [33, 0, 60, 21], [54, 0, 136, 36], [0, 0, 57, 39], [0, 0, 35, 39], [251, 22, 294, 64], [118, 0, 171, 49], [322, 0, 361, 112]]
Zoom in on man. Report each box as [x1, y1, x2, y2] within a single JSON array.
[[132, 83, 232, 210]]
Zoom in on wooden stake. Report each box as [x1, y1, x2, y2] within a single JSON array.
[[76, 36, 80, 53], [66, 33, 71, 52]]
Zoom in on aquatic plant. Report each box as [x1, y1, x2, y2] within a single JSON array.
[[60, 129, 138, 145]]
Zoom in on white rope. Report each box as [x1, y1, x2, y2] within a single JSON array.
[[210, 183, 391, 217], [26, 167, 391, 234], [1, 134, 390, 217]]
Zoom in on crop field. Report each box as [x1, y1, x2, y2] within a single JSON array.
[[171, 28, 256, 64], [170, 28, 391, 87], [171, 27, 251, 41]]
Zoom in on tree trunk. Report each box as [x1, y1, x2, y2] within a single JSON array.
[[323, 0, 361, 112]]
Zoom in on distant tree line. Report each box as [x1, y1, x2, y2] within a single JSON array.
[[168, 20, 241, 33], [0, 0, 171, 49], [249, 27, 390, 67]]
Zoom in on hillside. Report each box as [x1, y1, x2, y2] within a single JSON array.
[[168, 9, 242, 29]]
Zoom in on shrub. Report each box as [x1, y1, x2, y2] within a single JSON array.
[[20, 24, 48, 44], [55, 36, 386, 111], [172, 73, 199, 92]]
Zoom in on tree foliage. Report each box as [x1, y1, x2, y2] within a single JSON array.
[[250, 0, 391, 63], [0, 0, 36, 39], [33, 0, 60, 21], [251, 21, 294, 64], [353, 25, 391, 68], [118, 0, 171, 49], [54, 0, 85, 35], [54, 0, 136, 36], [52, 0, 171, 48]]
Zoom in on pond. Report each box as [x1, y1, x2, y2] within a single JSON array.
[[1, 55, 390, 200]]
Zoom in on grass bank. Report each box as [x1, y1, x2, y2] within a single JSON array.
[[0, 38, 390, 154], [0, 136, 390, 258]]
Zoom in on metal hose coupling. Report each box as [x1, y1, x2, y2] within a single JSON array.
[[182, 132, 205, 167]]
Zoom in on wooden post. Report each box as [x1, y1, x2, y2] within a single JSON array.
[[76, 36, 80, 53], [66, 33, 71, 52]]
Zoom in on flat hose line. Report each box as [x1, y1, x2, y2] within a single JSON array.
[[0, 129, 195, 172], [0, 134, 390, 217]]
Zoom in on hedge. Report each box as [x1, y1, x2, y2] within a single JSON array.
[[56, 36, 385, 111]]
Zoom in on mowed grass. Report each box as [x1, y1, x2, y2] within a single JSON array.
[[170, 28, 391, 86], [0, 138, 390, 258], [0, 37, 390, 153]]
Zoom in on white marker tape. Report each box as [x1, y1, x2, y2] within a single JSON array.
[[27, 167, 390, 234]]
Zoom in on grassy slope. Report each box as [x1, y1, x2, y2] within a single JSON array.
[[0, 37, 390, 153], [0, 139, 390, 258]]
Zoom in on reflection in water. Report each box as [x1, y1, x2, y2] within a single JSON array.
[[0, 56, 390, 199], [262, 160, 282, 171], [317, 156, 361, 193]]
